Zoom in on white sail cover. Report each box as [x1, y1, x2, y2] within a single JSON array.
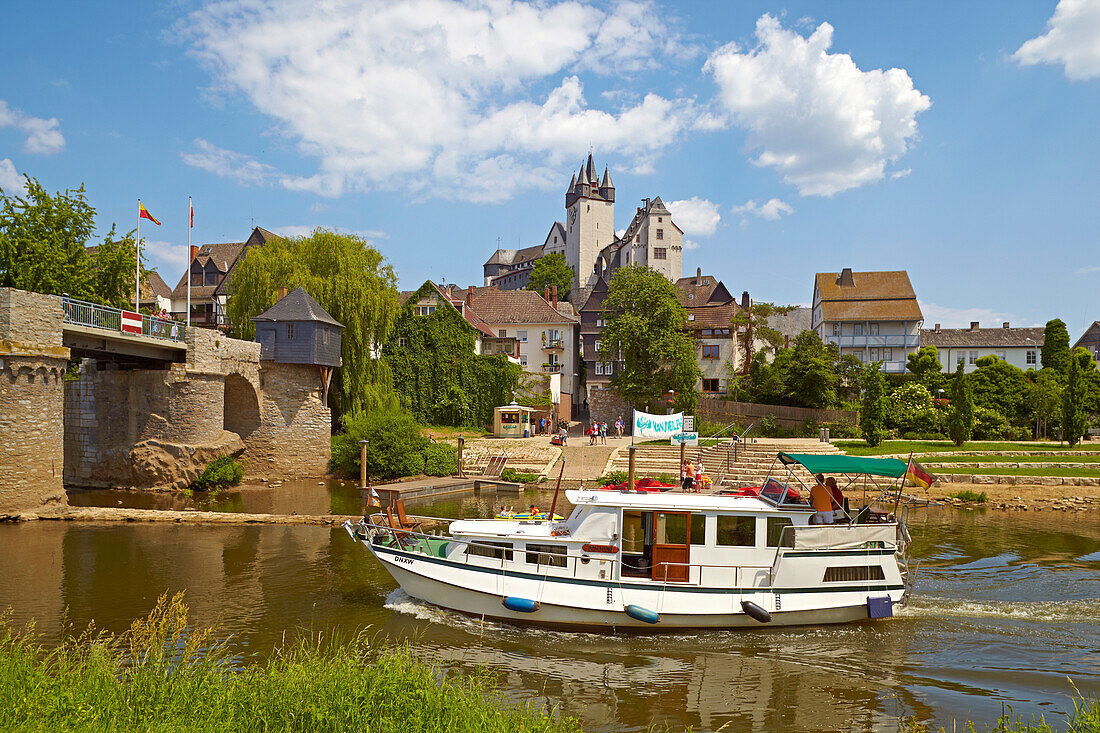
[[789, 524, 897, 550]]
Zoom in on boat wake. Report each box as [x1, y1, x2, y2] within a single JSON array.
[[898, 596, 1100, 623]]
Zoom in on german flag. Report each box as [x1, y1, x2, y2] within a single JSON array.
[[905, 459, 936, 489], [139, 202, 161, 226]]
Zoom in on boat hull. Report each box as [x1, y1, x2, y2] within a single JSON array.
[[368, 541, 904, 630]]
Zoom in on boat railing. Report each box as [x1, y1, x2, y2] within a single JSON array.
[[349, 517, 778, 587]]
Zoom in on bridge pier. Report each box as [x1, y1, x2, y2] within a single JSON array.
[[0, 289, 69, 513]]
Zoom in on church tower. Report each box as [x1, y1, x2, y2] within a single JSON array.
[[564, 154, 615, 292]]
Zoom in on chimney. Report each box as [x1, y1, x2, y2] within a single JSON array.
[[544, 286, 550, 302], [696, 267, 702, 283], [837, 268, 855, 287], [190, 245, 199, 261], [465, 291, 473, 307], [970, 321, 979, 330], [277, 287, 287, 300], [551, 285, 558, 308], [741, 291, 750, 309], [934, 323, 941, 332], [1002, 322, 1010, 329]]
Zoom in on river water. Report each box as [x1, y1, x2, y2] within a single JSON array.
[[4, 483, 1099, 732]]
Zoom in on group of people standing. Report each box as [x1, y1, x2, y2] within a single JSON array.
[[680, 458, 707, 492], [586, 416, 625, 445]]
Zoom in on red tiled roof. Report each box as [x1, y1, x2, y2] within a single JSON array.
[[815, 270, 922, 322], [468, 289, 578, 325]]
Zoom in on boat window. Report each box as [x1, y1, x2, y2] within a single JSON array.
[[466, 541, 513, 560], [823, 566, 885, 582], [766, 517, 794, 547], [622, 511, 647, 554], [654, 512, 688, 545], [526, 544, 567, 567], [689, 514, 706, 546], [716, 515, 756, 547]]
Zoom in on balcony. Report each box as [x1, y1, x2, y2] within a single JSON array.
[[541, 363, 562, 373], [825, 334, 919, 349], [542, 338, 564, 352]]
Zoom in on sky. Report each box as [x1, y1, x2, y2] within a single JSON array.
[[1, 0, 1098, 338]]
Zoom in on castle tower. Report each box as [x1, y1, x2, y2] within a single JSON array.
[[564, 154, 615, 291]]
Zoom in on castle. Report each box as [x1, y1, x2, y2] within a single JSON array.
[[483, 155, 683, 298]]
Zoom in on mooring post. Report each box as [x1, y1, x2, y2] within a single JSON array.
[[679, 440, 685, 472], [457, 436, 465, 478], [359, 439, 368, 489], [627, 445, 636, 492]]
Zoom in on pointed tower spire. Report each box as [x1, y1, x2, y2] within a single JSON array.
[[586, 153, 596, 183], [568, 172, 576, 192], [600, 166, 613, 189]]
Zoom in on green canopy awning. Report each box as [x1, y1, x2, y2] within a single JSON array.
[[777, 452, 908, 478]]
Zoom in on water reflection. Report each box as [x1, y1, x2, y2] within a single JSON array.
[[1, 503, 1097, 732]]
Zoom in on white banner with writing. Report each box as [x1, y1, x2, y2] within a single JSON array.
[[633, 410, 684, 439]]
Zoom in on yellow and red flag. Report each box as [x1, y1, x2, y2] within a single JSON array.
[[139, 202, 161, 226], [905, 458, 936, 489], [189, 198, 193, 229]]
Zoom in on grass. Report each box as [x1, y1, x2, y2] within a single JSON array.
[[899, 690, 1100, 732], [926, 455, 1100, 463], [947, 489, 988, 503], [500, 468, 540, 484], [834, 440, 1100, 456], [0, 593, 581, 733], [933, 466, 1100, 478], [191, 455, 244, 491]]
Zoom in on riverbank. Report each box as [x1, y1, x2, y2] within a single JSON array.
[[0, 593, 581, 733]]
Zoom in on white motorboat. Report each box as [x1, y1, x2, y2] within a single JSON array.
[[345, 453, 919, 629]]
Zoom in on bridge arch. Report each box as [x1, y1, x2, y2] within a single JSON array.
[[224, 372, 260, 440]]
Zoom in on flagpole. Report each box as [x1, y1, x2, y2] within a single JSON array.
[[187, 196, 192, 328], [135, 199, 141, 311]]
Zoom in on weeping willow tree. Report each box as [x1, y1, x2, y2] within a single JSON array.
[[225, 228, 400, 417]]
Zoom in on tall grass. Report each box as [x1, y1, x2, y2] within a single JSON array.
[[899, 689, 1100, 732], [0, 594, 581, 732]]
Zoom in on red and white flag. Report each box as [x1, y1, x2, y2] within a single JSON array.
[[189, 198, 194, 229]]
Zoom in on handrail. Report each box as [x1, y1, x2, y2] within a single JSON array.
[[725, 422, 755, 473], [62, 296, 187, 343]]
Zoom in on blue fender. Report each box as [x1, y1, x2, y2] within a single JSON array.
[[502, 596, 540, 613], [624, 604, 660, 624]]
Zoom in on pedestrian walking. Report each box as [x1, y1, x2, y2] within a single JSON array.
[[599, 421, 607, 445]]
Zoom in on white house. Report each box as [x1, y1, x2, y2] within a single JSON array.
[[921, 322, 1044, 373]]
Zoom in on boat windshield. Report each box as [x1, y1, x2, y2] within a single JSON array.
[[759, 478, 806, 507]]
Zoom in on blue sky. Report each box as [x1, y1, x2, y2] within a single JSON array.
[[1, 0, 1098, 337]]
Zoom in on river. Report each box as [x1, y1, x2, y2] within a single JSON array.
[[3, 482, 1098, 732]]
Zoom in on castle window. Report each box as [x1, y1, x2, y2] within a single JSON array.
[[656, 229, 664, 240], [658, 217, 663, 222], [654, 247, 667, 260], [587, 204, 590, 212]]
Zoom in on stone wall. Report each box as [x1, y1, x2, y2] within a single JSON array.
[[0, 289, 63, 345], [246, 362, 331, 478], [587, 385, 632, 431]]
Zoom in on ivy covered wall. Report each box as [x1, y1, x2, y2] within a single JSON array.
[[384, 282, 521, 427]]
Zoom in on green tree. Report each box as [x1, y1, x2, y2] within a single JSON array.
[[859, 363, 889, 446], [525, 252, 572, 301], [384, 282, 521, 427], [599, 265, 700, 413], [1040, 318, 1071, 373], [330, 410, 427, 479], [967, 355, 1030, 426], [784, 331, 840, 408], [946, 361, 974, 446], [225, 228, 400, 416], [89, 228, 142, 309], [1061, 349, 1087, 446], [729, 301, 796, 373], [906, 345, 944, 392], [1026, 369, 1062, 439]]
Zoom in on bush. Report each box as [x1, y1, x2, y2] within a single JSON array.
[[331, 410, 428, 479], [191, 455, 244, 491], [972, 406, 1010, 441], [1005, 425, 1033, 441], [501, 468, 540, 484], [422, 442, 458, 477], [757, 414, 779, 438], [948, 489, 988, 503], [597, 470, 628, 487], [821, 420, 859, 439]]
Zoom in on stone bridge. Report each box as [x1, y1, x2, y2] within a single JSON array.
[[1, 288, 332, 513]]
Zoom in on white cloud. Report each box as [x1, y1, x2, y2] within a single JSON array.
[[180, 139, 276, 186], [141, 239, 190, 277], [0, 158, 26, 195], [919, 302, 1036, 329], [704, 14, 931, 196], [732, 197, 794, 225], [682, 238, 700, 250], [666, 196, 721, 236], [0, 100, 65, 154], [269, 225, 389, 241], [184, 0, 694, 200], [891, 168, 912, 180], [1075, 264, 1100, 275], [1015, 0, 1100, 81]]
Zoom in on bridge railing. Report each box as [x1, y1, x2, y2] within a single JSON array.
[[62, 297, 187, 343]]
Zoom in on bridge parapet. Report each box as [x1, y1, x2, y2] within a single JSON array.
[[62, 297, 187, 343]]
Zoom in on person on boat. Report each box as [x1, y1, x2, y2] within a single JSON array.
[[528, 504, 541, 519], [826, 477, 846, 521], [682, 460, 695, 492], [810, 473, 834, 524]]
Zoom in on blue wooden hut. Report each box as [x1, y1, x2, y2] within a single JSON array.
[[252, 287, 343, 400]]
